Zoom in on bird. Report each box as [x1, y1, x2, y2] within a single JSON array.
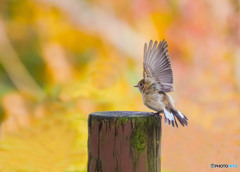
[[134, 40, 188, 127]]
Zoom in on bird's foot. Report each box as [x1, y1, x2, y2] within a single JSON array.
[[153, 111, 163, 116]]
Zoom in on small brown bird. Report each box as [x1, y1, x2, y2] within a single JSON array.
[[135, 40, 188, 127]]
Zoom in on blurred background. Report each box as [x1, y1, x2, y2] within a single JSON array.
[[0, 0, 240, 171]]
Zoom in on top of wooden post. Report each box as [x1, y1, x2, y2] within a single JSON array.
[[89, 111, 162, 118]]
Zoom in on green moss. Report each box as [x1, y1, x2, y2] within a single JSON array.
[[116, 117, 129, 128], [130, 130, 146, 152], [130, 118, 147, 153], [129, 116, 160, 171]]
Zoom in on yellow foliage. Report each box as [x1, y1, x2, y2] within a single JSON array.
[[0, 0, 240, 171]]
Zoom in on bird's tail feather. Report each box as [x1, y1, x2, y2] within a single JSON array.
[[163, 108, 188, 127]]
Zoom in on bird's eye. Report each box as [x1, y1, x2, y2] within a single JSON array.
[[140, 83, 143, 86]]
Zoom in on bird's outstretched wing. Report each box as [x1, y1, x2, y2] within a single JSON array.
[[143, 40, 174, 92]]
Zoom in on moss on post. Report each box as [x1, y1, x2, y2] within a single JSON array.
[[88, 111, 161, 172]]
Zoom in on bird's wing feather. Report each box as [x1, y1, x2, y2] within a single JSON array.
[[143, 40, 174, 92]]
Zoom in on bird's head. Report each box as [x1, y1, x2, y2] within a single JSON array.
[[134, 79, 145, 93]]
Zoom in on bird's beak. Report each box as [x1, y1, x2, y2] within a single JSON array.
[[134, 85, 138, 87]]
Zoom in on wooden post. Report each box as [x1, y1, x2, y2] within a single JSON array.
[[88, 111, 162, 172]]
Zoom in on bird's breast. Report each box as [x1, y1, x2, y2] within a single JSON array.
[[142, 91, 165, 111]]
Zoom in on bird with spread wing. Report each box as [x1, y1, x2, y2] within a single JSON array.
[[134, 40, 188, 127]]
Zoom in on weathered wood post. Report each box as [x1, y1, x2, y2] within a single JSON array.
[[88, 111, 162, 172]]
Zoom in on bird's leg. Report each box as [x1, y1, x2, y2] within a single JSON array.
[[154, 111, 164, 116]]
